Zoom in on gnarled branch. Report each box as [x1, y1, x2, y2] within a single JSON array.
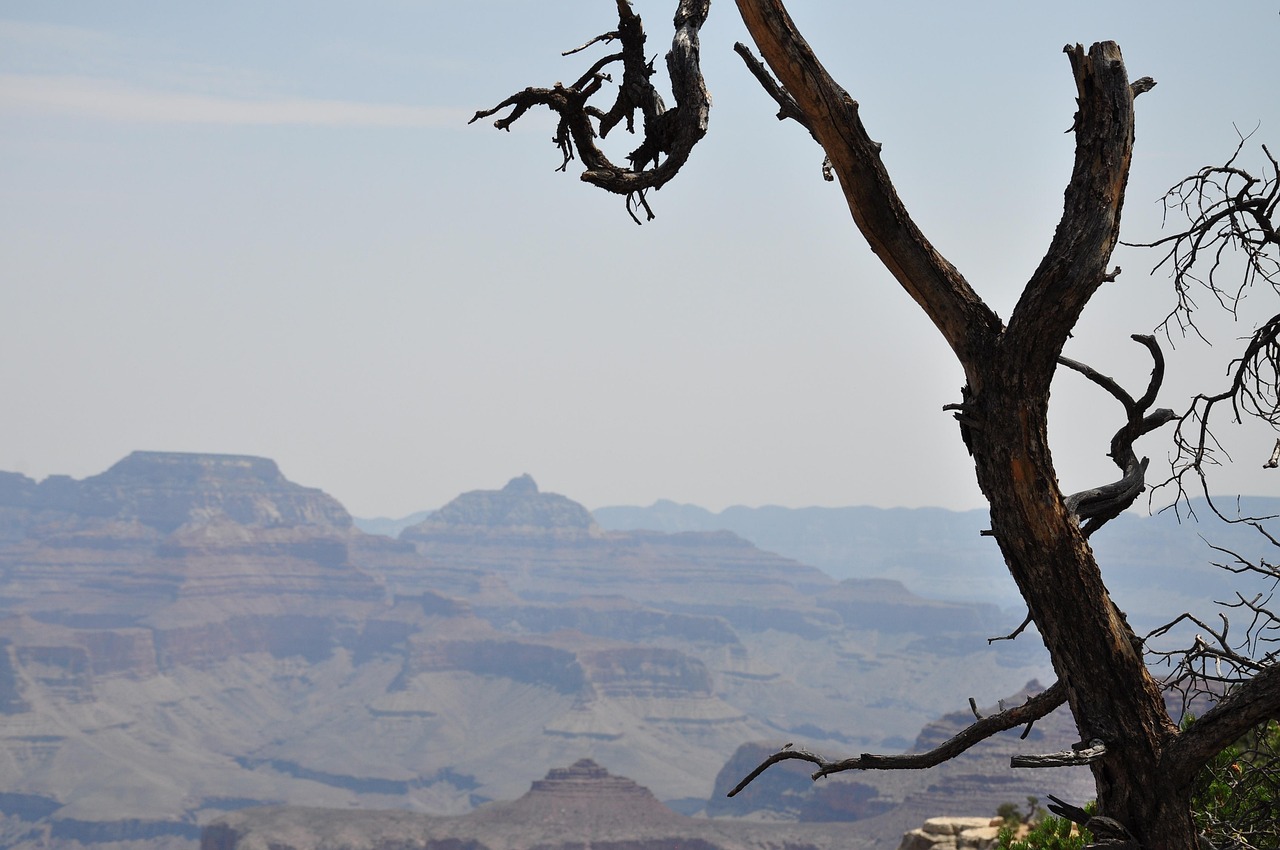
[[471, 0, 711, 222], [726, 681, 1066, 795], [1059, 334, 1177, 536]]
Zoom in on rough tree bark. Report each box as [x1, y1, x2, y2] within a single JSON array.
[[475, 3, 1280, 848]]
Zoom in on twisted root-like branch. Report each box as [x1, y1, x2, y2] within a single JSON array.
[[471, 0, 711, 222]]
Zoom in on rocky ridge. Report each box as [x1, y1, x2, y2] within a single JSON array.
[[0, 451, 352, 537], [897, 817, 1006, 850]]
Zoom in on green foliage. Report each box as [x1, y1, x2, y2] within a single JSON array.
[[995, 720, 1279, 850], [995, 814, 1092, 850], [1189, 718, 1280, 850]]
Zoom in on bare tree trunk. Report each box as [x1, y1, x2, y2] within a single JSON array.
[[732, 1, 1192, 845], [968, 379, 1190, 848]]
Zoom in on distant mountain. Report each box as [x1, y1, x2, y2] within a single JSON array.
[[594, 498, 1278, 630], [596, 501, 1006, 604], [0, 450, 352, 538], [353, 510, 433, 538], [401, 474, 598, 542], [207, 684, 1094, 850]]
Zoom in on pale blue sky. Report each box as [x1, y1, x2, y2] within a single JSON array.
[[2, 2, 1278, 517]]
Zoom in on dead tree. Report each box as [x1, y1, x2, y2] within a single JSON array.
[[473, 2, 1280, 847]]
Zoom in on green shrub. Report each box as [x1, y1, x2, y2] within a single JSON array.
[[999, 718, 1279, 850], [996, 814, 1092, 850], [1189, 718, 1280, 850]]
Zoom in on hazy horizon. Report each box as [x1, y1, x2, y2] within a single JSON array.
[[9, 448, 1276, 522]]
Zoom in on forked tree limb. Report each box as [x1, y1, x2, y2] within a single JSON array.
[[477, 6, 1280, 841], [726, 680, 1066, 795]]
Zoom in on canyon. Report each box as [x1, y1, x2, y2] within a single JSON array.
[[0, 452, 1165, 849]]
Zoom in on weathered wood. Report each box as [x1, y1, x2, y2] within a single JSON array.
[[1011, 739, 1107, 768]]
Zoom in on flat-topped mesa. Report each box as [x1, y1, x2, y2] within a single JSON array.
[[1, 451, 353, 534], [401, 474, 599, 541]]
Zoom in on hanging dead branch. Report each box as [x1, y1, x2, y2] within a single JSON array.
[[1159, 313, 1280, 523], [469, 0, 711, 222], [731, 41, 832, 180], [1147, 526, 1280, 720], [1128, 132, 1279, 336], [1124, 131, 1280, 524]]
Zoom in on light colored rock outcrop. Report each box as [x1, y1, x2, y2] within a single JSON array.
[[898, 817, 1006, 850]]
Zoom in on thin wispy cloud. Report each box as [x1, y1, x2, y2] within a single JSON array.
[[0, 19, 112, 52], [0, 74, 467, 127]]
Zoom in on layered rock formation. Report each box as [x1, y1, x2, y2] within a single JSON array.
[[0, 451, 352, 536], [0, 458, 1060, 850]]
